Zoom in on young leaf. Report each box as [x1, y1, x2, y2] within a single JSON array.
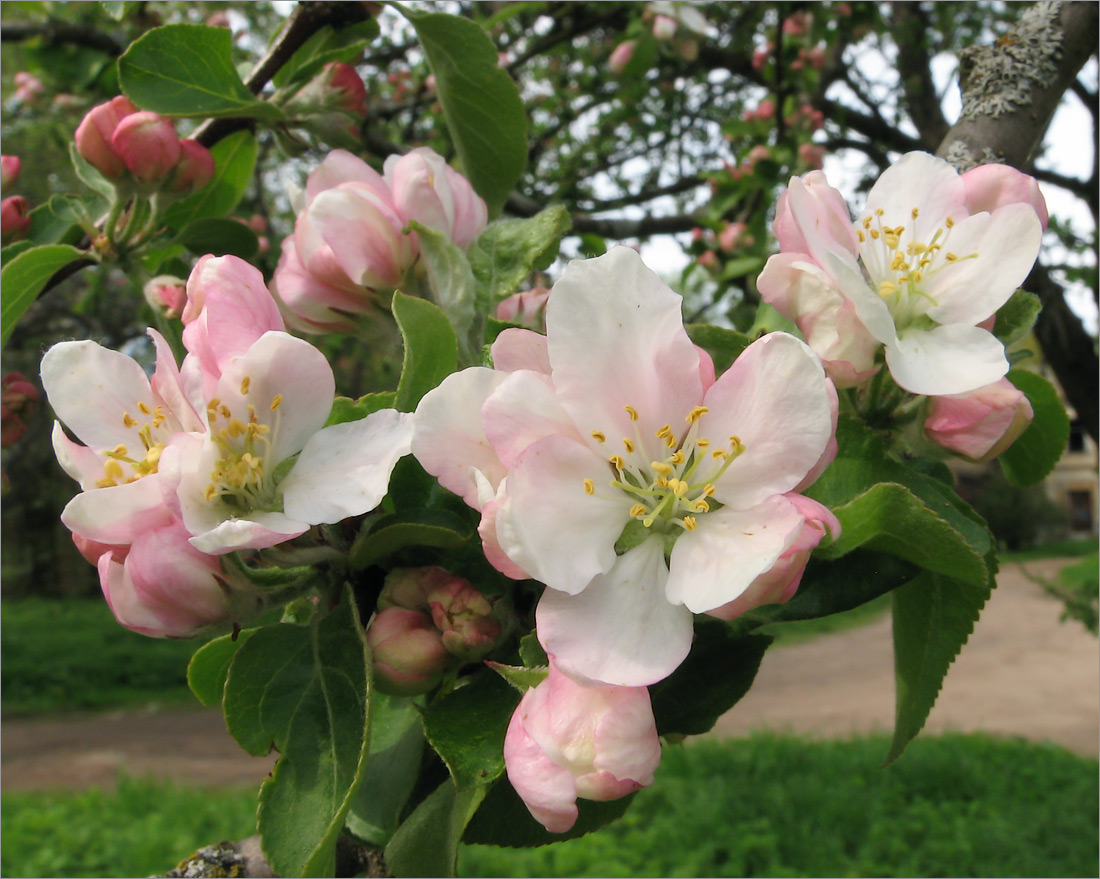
[[119, 24, 284, 120], [326, 392, 397, 427], [420, 671, 521, 790], [1, 244, 87, 347], [175, 217, 259, 259], [186, 627, 259, 708], [223, 592, 372, 877], [29, 195, 91, 246], [349, 509, 474, 570], [1000, 369, 1070, 487], [685, 324, 753, 375], [399, 10, 526, 215], [648, 622, 771, 737], [392, 291, 458, 412], [408, 220, 479, 356], [993, 289, 1042, 347], [385, 779, 488, 878], [886, 566, 994, 764], [162, 130, 258, 229], [467, 205, 571, 305]]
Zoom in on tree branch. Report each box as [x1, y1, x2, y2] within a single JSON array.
[[889, 1, 950, 147], [162, 834, 391, 878], [0, 18, 122, 55]]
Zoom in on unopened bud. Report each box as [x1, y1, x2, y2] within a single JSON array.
[[165, 140, 215, 196], [609, 40, 636, 75], [75, 96, 139, 180], [143, 275, 188, 318], [1, 195, 31, 244], [426, 579, 502, 661], [367, 607, 451, 696], [652, 15, 678, 40], [1, 155, 21, 190], [1, 372, 39, 447], [111, 111, 181, 184]]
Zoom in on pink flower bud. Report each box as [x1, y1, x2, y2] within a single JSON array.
[[143, 275, 188, 318], [384, 147, 488, 249], [924, 378, 1034, 462], [13, 71, 44, 104], [755, 99, 776, 120], [51, 94, 81, 111], [708, 495, 839, 621], [652, 14, 678, 40], [111, 111, 181, 184], [324, 62, 368, 114], [1, 155, 21, 190], [496, 287, 551, 330], [609, 40, 636, 75], [205, 10, 231, 28], [427, 579, 502, 661], [367, 607, 451, 696], [718, 221, 747, 252], [165, 139, 215, 195], [0, 372, 39, 447], [806, 45, 826, 69], [75, 96, 138, 180], [1, 195, 31, 244], [380, 564, 459, 611], [752, 48, 769, 70], [697, 250, 719, 270], [960, 163, 1048, 230], [798, 142, 826, 169], [504, 660, 661, 833], [782, 11, 812, 36], [747, 145, 772, 164]]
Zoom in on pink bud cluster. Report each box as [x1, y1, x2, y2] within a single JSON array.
[[75, 97, 214, 194], [366, 566, 503, 696], [495, 286, 551, 331], [272, 147, 488, 333], [1, 154, 30, 245], [12, 71, 44, 105], [1, 372, 39, 447]]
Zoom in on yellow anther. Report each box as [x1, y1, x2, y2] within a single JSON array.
[[685, 405, 709, 424], [682, 516, 697, 531], [652, 461, 673, 476], [609, 454, 625, 470], [890, 253, 909, 271], [869, 228, 880, 239], [583, 478, 595, 495], [629, 503, 648, 518], [103, 459, 124, 481], [270, 394, 283, 411], [220, 405, 231, 419], [911, 207, 919, 219], [729, 435, 742, 446], [694, 499, 711, 513], [670, 479, 688, 497], [624, 405, 639, 421], [591, 430, 606, 443], [696, 437, 710, 449], [907, 241, 928, 255], [122, 412, 137, 428], [670, 450, 685, 465], [137, 401, 151, 415], [945, 216, 954, 228], [712, 449, 728, 459], [857, 230, 866, 243], [875, 208, 884, 216], [945, 252, 958, 261], [665, 435, 677, 449], [240, 376, 251, 395], [656, 424, 672, 438], [912, 271, 923, 282], [623, 438, 635, 453], [702, 484, 716, 497], [96, 477, 118, 489], [111, 444, 128, 457], [879, 281, 897, 297], [204, 484, 218, 501], [145, 445, 163, 468], [655, 476, 669, 489], [227, 418, 247, 438]]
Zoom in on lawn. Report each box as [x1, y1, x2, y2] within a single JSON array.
[[2, 733, 1095, 878]]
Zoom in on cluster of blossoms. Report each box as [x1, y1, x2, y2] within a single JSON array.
[[43, 255, 413, 637], [609, 1, 711, 74], [272, 146, 488, 332], [1, 154, 30, 244]]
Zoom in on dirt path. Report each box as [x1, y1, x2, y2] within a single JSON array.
[[2, 560, 1096, 792]]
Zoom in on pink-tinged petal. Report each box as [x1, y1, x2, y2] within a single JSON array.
[[305, 185, 412, 289], [695, 345, 716, 391], [478, 492, 530, 579], [413, 368, 509, 509], [536, 537, 693, 686], [282, 409, 413, 524], [886, 324, 1008, 396], [923, 378, 1034, 462], [546, 247, 704, 460], [779, 171, 859, 263], [41, 340, 156, 452], [666, 496, 806, 613], [482, 370, 582, 469], [700, 333, 834, 509], [51, 422, 104, 486], [189, 511, 309, 555], [385, 148, 456, 240], [504, 701, 580, 833], [924, 204, 1043, 327], [495, 433, 629, 596], [61, 479, 174, 544], [794, 379, 839, 492], [305, 149, 390, 204], [149, 329, 203, 432], [960, 162, 1048, 229], [863, 151, 968, 237], [491, 328, 550, 374], [270, 236, 370, 334], [820, 249, 897, 346]]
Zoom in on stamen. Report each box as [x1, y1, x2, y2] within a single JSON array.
[[629, 503, 648, 518], [685, 406, 709, 424], [583, 478, 595, 495], [681, 516, 697, 531], [240, 377, 251, 395], [945, 216, 954, 228], [609, 454, 625, 470], [122, 413, 136, 428], [911, 207, 919, 219], [270, 394, 283, 411], [623, 438, 635, 453], [591, 430, 606, 443], [137, 401, 151, 415], [651, 461, 673, 476], [623, 405, 639, 421]]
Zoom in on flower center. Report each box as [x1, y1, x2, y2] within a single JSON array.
[[585, 404, 744, 538], [856, 207, 978, 329], [202, 379, 284, 512], [95, 401, 171, 488]]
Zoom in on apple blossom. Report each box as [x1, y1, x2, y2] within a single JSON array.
[[0, 155, 20, 190], [648, 1, 712, 37], [497, 287, 551, 330], [923, 377, 1034, 462], [367, 606, 451, 696], [759, 152, 1044, 396], [1, 195, 31, 244], [652, 14, 678, 40], [960, 162, 1049, 230], [413, 247, 837, 686], [608, 41, 636, 75], [111, 110, 181, 184], [165, 139, 216, 196], [75, 96, 139, 180], [13, 71, 44, 104], [503, 659, 660, 833], [384, 147, 488, 249]]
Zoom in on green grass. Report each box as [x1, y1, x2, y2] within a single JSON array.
[[2, 735, 1095, 878], [1002, 537, 1097, 563]]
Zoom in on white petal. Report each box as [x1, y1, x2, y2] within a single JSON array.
[[536, 537, 693, 686], [665, 497, 805, 612], [282, 410, 413, 524], [51, 422, 104, 487], [886, 324, 1009, 395], [61, 478, 174, 544], [490, 327, 550, 374], [494, 433, 629, 596], [821, 249, 897, 345], [481, 369, 581, 469], [864, 152, 967, 236], [546, 247, 704, 461], [700, 333, 834, 509], [189, 511, 309, 555]]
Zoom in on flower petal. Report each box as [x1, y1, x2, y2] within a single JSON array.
[[536, 537, 693, 686], [863, 151, 967, 237], [282, 409, 413, 524], [482, 369, 582, 469], [61, 478, 174, 544], [665, 496, 806, 612], [491, 327, 550, 374], [503, 702, 579, 833], [188, 511, 309, 555], [886, 324, 1008, 395]]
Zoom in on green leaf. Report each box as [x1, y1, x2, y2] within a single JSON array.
[[223, 593, 371, 877], [649, 622, 771, 737], [409, 220, 479, 358], [993, 289, 1041, 347], [1000, 369, 1070, 487], [350, 508, 474, 570], [175, 217, 258, 259], [1, 241, 36, 266], [719, 255, 765, 282], [272, 21, 381, 89], [517, 631, 548, 668], [421, 672, 521, 790], [100, 1, 142, 20], [162, 130, 258, 229], [68, 142, 118, 199], [386, 780, 488, 878], [1, 244, 87, 347], [464, 779, 634, 848], [346, 694, 425, 846], [685, 324, 753, 375], [486, 661, 548, 693], [29, 195, 93, 246], [220, 552, 320, 591], [119, 24, 284, 120], [821, 482, 989, 586], [467, 205, 571, 304], [187, 628, 259, 708], [400, 11, 526, 215], [887, 567, 993, 763], [393, 291, 458, 412], [325, 392, 397, 427]]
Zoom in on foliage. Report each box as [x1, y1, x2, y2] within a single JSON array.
[[965, 468, 1069, 551]]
